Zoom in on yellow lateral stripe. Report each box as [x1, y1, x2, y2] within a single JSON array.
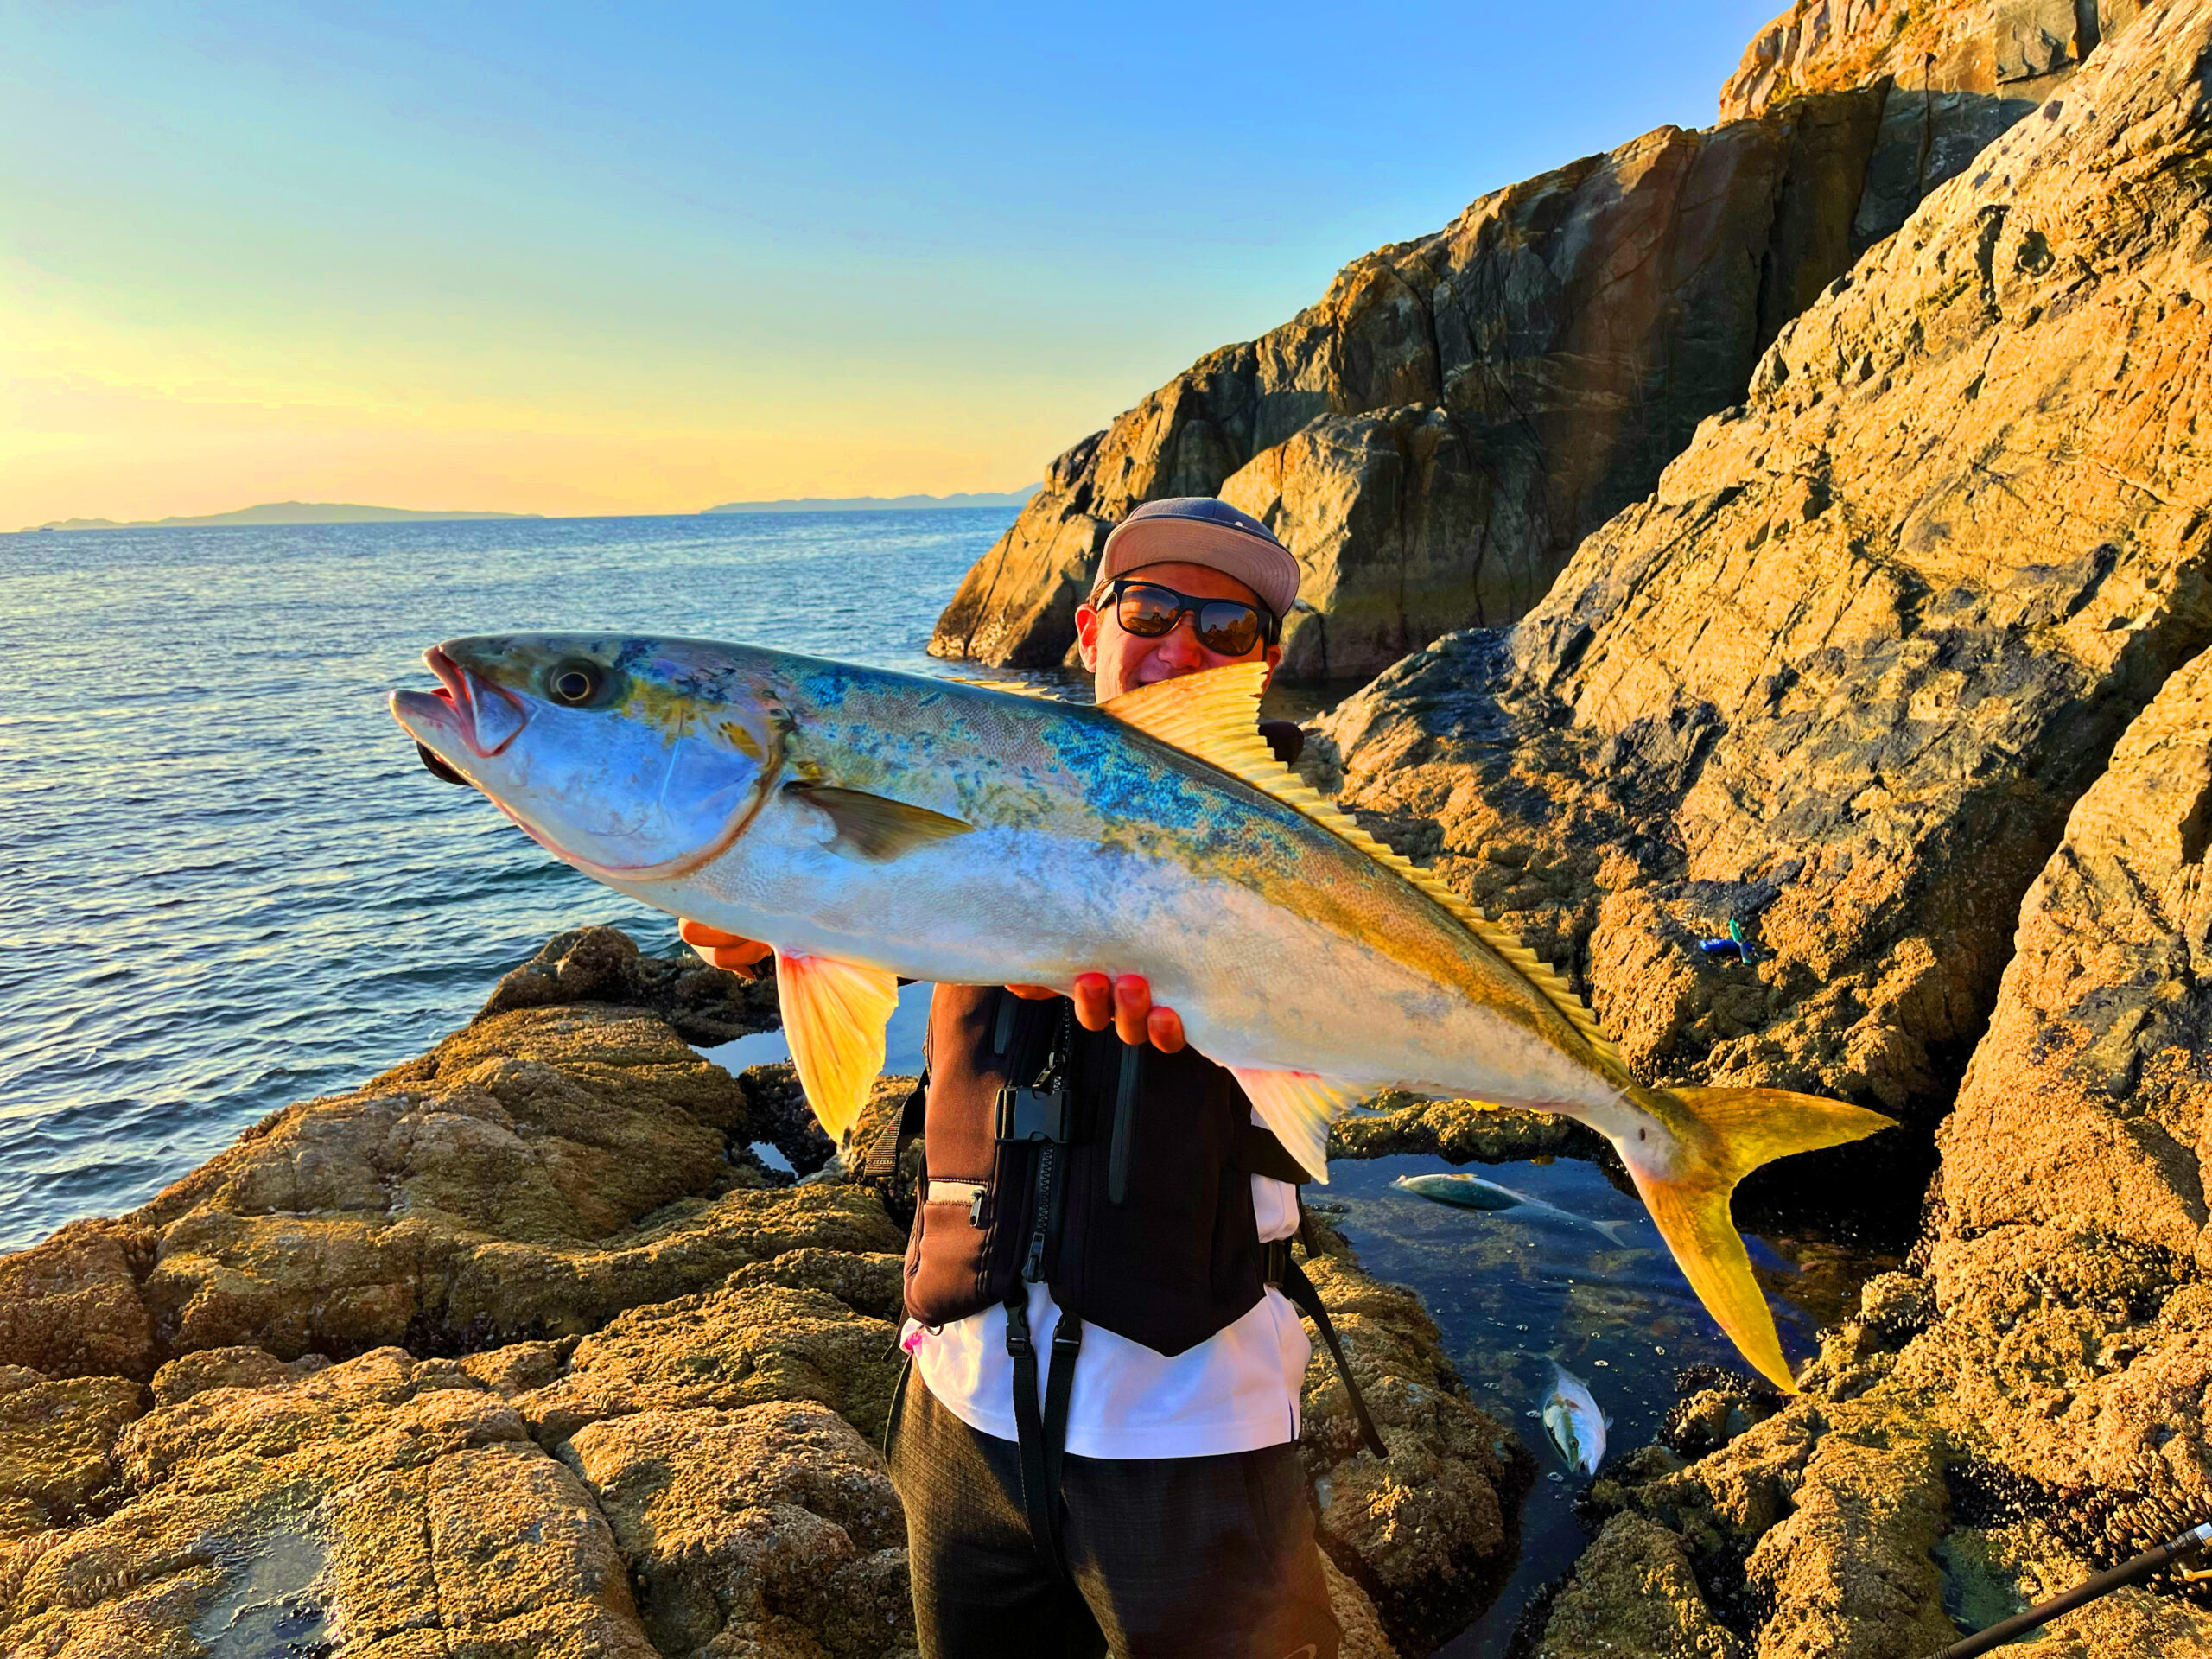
[[1101, 664, 1622, 1067]]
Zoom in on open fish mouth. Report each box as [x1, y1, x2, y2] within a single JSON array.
[[391, 645, 526, 765]]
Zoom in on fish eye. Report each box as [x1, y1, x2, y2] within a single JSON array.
[[549, 662, 603, 706]]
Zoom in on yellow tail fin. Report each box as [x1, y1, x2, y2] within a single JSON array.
[[1628, 1085, 1897, 1394]]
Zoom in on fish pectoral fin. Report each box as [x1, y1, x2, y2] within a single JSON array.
[[772, 950, 902, 1141], [787, 784, 974, 863], [1627, 1084, 1897, 1395], [1225, 1069, 1378, 1185]]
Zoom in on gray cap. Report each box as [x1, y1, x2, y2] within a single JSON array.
[[1092, 497, 1299, 619]]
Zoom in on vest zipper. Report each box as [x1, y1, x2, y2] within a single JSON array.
[[1019, 1002, 1074, 1284], [1021, 1143, 1057, 1282]]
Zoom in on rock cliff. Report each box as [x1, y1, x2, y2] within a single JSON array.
[[1297, 0, 2212, 1649], [0, 929, 1530, 1656], [1316, 0, 2212, 1194], [930, 13, 2069, 683]]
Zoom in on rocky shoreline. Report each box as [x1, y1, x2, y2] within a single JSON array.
[[0, 928, 1541, 1657]]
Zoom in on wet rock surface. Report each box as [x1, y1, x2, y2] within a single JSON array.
[[1298, 1214, 1537, 1651]]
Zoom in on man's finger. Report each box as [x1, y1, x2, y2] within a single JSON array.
[[1071, 973, 1114, 1031], [1147, 1005, 1185, 1053], [1112, 975, 1153, 1048]]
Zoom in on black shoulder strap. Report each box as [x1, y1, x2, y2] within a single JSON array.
[[1236, 1122, 1311, 1185], [1004, 1294, 1081, 1581], [1275, 1251, 1388, 1460]]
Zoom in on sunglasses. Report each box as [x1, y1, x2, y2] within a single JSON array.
[[1105, 579, 1277, 657]]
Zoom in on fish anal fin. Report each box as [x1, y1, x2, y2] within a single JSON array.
[[1225, 1067, 1376, 1185], [1628, 1085, 1897, 1393], [789, 784, 974, 863], [772, 950, 901, 1141], [1102, 663, 1623, 1071]]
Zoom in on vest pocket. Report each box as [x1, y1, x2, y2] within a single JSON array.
[[925, 1179, 988, 1226]]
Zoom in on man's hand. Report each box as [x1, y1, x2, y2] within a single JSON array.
[[679, 919, 772, 977], [680, 920, 1185, 1053], [1007, 973, 1186, 1053]]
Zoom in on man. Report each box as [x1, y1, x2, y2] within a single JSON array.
[[682, 498, 1356, 1659]]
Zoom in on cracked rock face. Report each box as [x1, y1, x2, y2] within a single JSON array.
[[1719, 0, 2144, 124], [1514, 14, 2212, 1644]]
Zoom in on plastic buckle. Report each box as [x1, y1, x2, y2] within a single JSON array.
[[995, 1083, 1071, 1143], [1004, 1300, 1034, 1360]]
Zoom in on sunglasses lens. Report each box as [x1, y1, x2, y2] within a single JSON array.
[[1115, 584, 1181, 638], [1196, 603, 1261, 656]]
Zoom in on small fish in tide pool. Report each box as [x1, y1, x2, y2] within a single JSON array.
[[1389, 1172, 1638, 1247], [1542, 1363, 1610, 1475]]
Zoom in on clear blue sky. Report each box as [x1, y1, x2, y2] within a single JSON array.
[[3, 0, 1781, 523]]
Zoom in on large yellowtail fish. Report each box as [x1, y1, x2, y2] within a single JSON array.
[[391, 635, 1892, 1390]]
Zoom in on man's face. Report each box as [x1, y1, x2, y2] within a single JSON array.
[[1075, 559, 1284, 702]]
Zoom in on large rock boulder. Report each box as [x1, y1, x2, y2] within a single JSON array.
[[0, 1345, 660, 1658], [1317, 0, 2212, 1199], [931, 52, 2052, 683]]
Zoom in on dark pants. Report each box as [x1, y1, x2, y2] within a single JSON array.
[[887, 1366, 1342, 1659]]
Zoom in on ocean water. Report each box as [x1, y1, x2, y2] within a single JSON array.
[[0, 508, 1017, 1252]]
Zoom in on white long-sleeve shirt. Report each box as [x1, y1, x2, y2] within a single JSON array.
[[901, 1120, 1313, 1459]]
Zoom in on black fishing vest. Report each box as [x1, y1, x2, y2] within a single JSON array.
[[900, 982, 1305, 1354]]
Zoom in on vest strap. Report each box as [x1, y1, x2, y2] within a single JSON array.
[[1003, 1294, 1081, 1581], [1266, 1243, 1389, 1461], [1236, 1122, 1312, 1186]]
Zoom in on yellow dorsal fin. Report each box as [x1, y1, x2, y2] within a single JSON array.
[[1101, 664, 1622, 1069]]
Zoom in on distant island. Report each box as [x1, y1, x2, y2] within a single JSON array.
[[22, 501, 541, 532], [702, 487, 1038, 515]]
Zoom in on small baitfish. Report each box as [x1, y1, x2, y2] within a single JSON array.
[[1542, 1363, 1610, 1475], [1390, 1171, 1637, 1248], [391, 636, 1895, 1391]]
